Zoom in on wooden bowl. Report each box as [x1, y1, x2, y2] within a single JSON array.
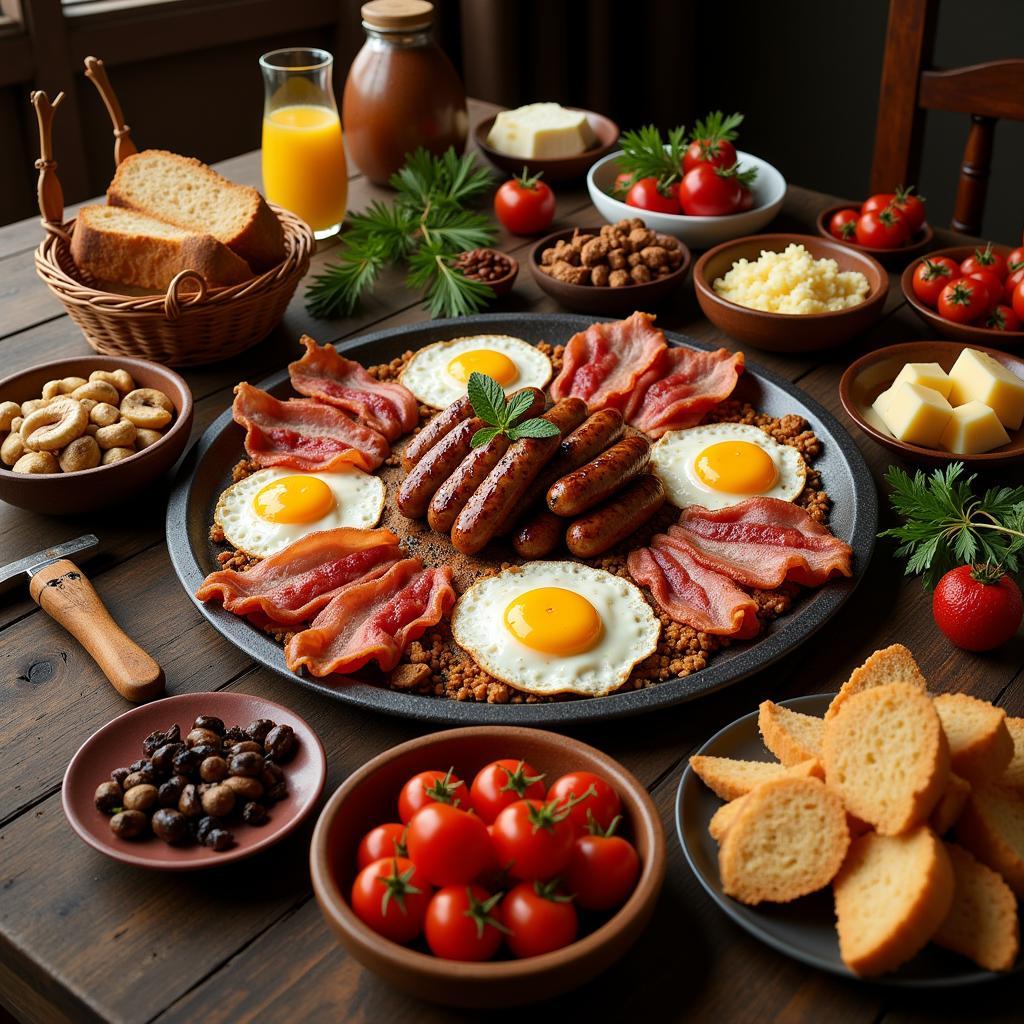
[[693, 234, 888, 352], [529, 226, 691, 316], [0, 354, 193, 514], [456, 247, 519, 298], [309, 726, 665, 1009], [839, 339, 1024, 467], [815, 202, 934, 266], [900, 245, 1024, 347], [474, 109, 620, 182]]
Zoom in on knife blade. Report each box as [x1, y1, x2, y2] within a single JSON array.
[[0, 534, 99, 586]]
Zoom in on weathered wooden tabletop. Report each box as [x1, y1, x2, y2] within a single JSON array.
[[1, 98, 1021, 1024]]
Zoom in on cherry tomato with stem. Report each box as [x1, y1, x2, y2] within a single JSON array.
[[863, 185, 925, 233], [491, 789, 593, 881], [470, 759, 547, 824], [986, 305, 1021, 332], [494, 168, 556, 236], [961, 242, 1007, 281], [682, 111, 742, 173], [933, 564, 1023, 652], [828, 208, 859, 242], [398, 768, 464, 824], [678, 163, 746, 217], [1012, 278, 1024, 322], [424, 885, 507, 961], [625, 176, 681, 215], [938, 278, 988, 323], [1007, 247, 1024, 274], [566, 815, 640, 911], [350, 857, 431, 943], [855, 207, 909, 248], [356, 822, 408, 870], [406, 803, 494, 886], [501, 880, 578, 959], [547, 770, 622, 835], [966, 269, 1004, 313], [912, 257, 958, 308], [1003, 266, 1024, 304], [612, 171, 635, 199]]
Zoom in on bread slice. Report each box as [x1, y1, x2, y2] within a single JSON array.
[[933, 842, 1020, 971], [933, 693, 1014, 785], [718, 777, 849, 905], [689, 755, 823, 802], [70, 205, 253, 291], [825, 644, 927, 723], [955, 785, 1024, 896], [758, 700, 824, 765], [833, 827, 954, 976], [709, 794, 749, 842], [930, 773, 971, 836], [108, 150, 285, 270], [823, 682, 949, 835], [1000, 717, 1024, 789]]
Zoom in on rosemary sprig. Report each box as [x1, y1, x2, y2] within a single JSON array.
[[616, 124, 687, 191]]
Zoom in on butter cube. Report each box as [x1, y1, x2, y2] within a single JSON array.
[[877, 382, 953, 448], [871, 385, 895, 425], [487, 103, 596, 160], [940, 400, 1011, 455], [946, 348, 1024, 429], [891, 362, 952, 399]]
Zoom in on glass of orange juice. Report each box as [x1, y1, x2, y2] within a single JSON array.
[[260, 47, 348, 239]]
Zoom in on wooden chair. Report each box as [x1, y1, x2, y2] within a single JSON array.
[[870, 0, 1024, 235]]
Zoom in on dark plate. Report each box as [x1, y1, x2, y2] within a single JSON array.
[[676, 692, 1022, 985], [166, 313, 877, 724]]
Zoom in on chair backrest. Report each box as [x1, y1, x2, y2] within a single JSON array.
[[870, 0, 1024, 235]]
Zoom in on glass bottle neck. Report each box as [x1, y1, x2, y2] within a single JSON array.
[[362, 24, 433, 49]]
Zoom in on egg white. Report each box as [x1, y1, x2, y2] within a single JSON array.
[[451, 561, 660, 697]]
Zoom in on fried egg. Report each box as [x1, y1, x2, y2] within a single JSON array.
[[400, 335, 552, 409], [214, 467, 385, 558], [650, 422, 807, 510], [451, 562, 660, 697]]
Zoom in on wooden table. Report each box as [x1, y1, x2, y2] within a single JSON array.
[[1, 99, 1021, 1024]]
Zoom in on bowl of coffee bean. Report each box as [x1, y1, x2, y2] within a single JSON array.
[[452, 247, 519, 298]]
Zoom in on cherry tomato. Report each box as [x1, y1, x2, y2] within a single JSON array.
[[987, 305, 1021, 332], [861, 192, 894, 216], [933, 565, 1023, 652], [491, 797, 582, 880], [828, 208, 859, 242], [855, 208, 909, 249], [470, 759, 547, 824], [966, 269, 1004, 312], [625, 176, 680, 215], [737, 186, 755, 212], [1012, 278, 1024, 321], [612, 171, 635, 198], [678, 163, 742, 216], [1007, 247, 1024, 274], [494, 169, 555, 236], [912, 257, 958, 308], [350, 857, 431, 943], [406, 803, 493, 886], [938, 278, 988, 323], [501, 881, 578, 959], [424, 885, 505, 961], [547, 771, 622, 834], [356, 823, 408, 869], [863, 186, 925, 234], [1003, 267, 1024, 304], [566, 819, 640, 911], [961, 242, 1007, 281], [683, 136, 738, 173], [398, 768, 464, 824]]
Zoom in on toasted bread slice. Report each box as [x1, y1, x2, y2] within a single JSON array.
[[933, 842, 1020, 972], [108, 150, 285, 270], [823, 682, 949, 835], [833, 827, 954, 976], [718, 777, 849, 905], [930, 773, 971, 836], [955, 786, 1024, 897], [689, 755, 823, 802], [758, 700, 824, 765], [1000, 717, 1024, 789], [933, 693, 1014, 785], [825, 644, 927, 723], [709, 794, 749, 842]]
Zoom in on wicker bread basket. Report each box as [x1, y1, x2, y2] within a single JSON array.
[[31, 58, 314, 367]]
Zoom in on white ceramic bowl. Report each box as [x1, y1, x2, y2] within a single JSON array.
[[587, 149, 787, 249]]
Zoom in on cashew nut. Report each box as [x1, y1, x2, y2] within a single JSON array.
[[0, 401, 19, 431], [20, 398, 88, 451], [90, 402, 120, 427], [95, 419, 137, 450], [1, 431, 25, 465], [78, 398, 97, 414], [21, 398, 48, 417], [59, 435, 102, 472], [42, 380, 63, 400], [58, 376, 88, 395], [10, 416, 23, 433], [90, 369, 135, 394], [101, 446, 135, 465], [71, 380, 119, 405], [85, 424, 99, 436], [134, 428, 163, 450], [120, 388, 174, 429], [13, 451, 59, 474]]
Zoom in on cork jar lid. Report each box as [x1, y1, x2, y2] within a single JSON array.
[[361, 0, 434, 30]]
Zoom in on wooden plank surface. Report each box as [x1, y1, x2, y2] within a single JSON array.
[[1, 97, 1022, 1024]]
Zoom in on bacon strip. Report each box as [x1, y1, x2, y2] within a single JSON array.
[[196, 527, 402, 625], [289, 336, 418, 441], [627, 543, 760, 639], [285, 560, 455, 677], [672, 498, 853, 588], [232, 382, 389, 472]]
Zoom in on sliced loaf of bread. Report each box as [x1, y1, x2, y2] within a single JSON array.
[[758, 700, 824, 765], [933, 693, 1014, 785], [825, 643, 927, 723], [689, 755, 822, 802], [955, 785, 1024, 897]]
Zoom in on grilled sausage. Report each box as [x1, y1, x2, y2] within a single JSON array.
[[397, 417, 482, 518], [400, 396, 472, 472], [565, 474, 666, 558], [547, 435, 651, 518], [451, 397, 587, 555], [512, 509, 565, 559]]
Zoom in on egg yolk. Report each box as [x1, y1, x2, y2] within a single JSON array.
[[695, 440, 778, 495], [503, 587, 603, 656], [253, 475, 336, 523], [447, 349, 519, 387]]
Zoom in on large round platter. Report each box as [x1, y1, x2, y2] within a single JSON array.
[[166, 313, 876, 724]]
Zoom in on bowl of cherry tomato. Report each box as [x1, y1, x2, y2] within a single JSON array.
[[901, 243, 1024, 345], [816, 187, 934, 265], [309, 726, 665, 1008]]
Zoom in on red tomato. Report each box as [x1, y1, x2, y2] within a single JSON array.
[[494, 169, 555, 236], [966, 269, 1004, 312], [932, 565, 1023, 652], [1003, 267, 1024, 304], [350, 857, 431, 943], [398, 768, 464, 824], [567, 826, 640, 911], [860, 192, 894, 215], [612, 170, 635, 198], [737, 186, 755, 212], [624, 176, 680, 215], [987, 305, 1021, 331], [405, 803, 494, 886], [937, 279, 987, 323], [864, 186, 925, 233], [828, 208, 859, 242], [1014, 278, 1024, 322], [683, 136, 738, 173], [678, 163, 743, 216], [961, 242, 1007, 281], [911, 257, 958, 307], [547, 771, 622, 834], [501, 881, 578, 958], [469, 759, 547, 824], [855, 208, 909, 249], [1007, 247, 1024, 274], [356, 823, 408, 869], [491, 797, 582, 880], [424, 885, 505, 961]]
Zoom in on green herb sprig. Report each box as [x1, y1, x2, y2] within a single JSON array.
[[615, 124, 687, 194], [466, 372, 559, 447]]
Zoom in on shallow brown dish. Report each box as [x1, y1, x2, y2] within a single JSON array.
[[529, 226, 691, 316], [839, 339, 1024, 467], [473, 109, 620, 182], [310, 726, 665, 1008], [0, 354, 193, 514], [693, 233, 888, 352], [456, 247, 519, 298], [900, 245, 1024, 347], [815, 202, 934, 266]]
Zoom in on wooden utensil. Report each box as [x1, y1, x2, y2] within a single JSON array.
[[2, 535, 164, 702], [83, 55, 137, 166]]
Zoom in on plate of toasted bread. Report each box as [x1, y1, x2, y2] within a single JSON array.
[[677, 644, 1023, 984]]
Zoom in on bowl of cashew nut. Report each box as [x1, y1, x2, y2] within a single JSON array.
[[0, 355, 193, 514]]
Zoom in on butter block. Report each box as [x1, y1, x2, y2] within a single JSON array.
[[877, 382, 953, 448], [940, 400, 1011, 455], [946, 348, 1024, 429], [487, 103, 596, 160], [891, 362, 952, 399], [871, 385, 895, 425]]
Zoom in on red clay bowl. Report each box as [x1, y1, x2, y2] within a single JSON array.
[[455, 247, 519, 299], [900, 245, 1024, 347], [816, 202, 934, 266], [693, 233, 888, 352], [62, 690, 326, 870], [838, 339, 1024, 467], [0, 354, 193, 514], [310, 726, 665, 1009]]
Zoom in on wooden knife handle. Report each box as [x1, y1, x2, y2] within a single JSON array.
[[29, 559, 165, 703]]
